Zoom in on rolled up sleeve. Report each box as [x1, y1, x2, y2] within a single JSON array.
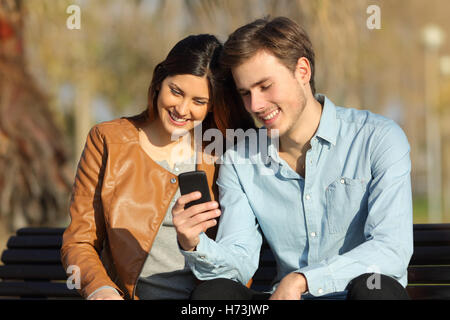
[[181, 153, 263, 285]]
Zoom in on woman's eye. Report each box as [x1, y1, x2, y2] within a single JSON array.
[[170, 88, 182, 96], [240, 91, 250, 97]]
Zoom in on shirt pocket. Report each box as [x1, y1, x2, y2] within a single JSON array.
[[325, 177, 366, 234]]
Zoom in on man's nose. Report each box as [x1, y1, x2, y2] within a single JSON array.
[[248, 92, 265, 113]]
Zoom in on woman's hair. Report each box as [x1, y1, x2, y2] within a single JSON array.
[[221, 16, 316, 96], [147, 34, 255, 147]]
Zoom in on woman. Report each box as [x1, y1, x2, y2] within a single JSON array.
[[61, 34, 254, 300]]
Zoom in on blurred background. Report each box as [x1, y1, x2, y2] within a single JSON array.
[[0, 0, 449, 250]]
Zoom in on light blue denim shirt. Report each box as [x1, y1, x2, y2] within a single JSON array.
[[181, 94, 413, 298]]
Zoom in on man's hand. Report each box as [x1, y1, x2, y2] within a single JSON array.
[[172, 191, 222, 251], [88, 288, 124, 300], [269, 272, 308, 300]]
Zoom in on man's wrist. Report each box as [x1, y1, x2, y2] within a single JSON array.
[[177, 237, 197, 252], [295, 272, 309, 293]]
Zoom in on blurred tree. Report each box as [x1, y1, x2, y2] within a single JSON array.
[[13, 0, 450, 221], [0, 0, 72, 231]]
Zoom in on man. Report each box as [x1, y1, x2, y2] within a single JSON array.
[[172, 16, 412, 300]]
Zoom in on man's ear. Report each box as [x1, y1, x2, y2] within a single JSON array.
[[294, 57, 312, 86]]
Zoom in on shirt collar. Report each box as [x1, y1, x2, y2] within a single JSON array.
[[261, 94, 338, 164], [314, 94, 337, 146]]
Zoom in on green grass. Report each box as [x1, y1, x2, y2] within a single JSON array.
[[413, 195, 450, 224]]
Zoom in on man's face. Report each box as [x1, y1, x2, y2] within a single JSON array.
[[232, 50, 307, 137]]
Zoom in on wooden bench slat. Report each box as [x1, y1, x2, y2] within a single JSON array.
[[0, 281, 80, 297], [406, 285, 450, 300], [1, 249, 61, 264], [0, 265, 67, 280], [251, 267, 450, 288], [16, 228, 65, 236], [408, 266, 450, 284], [413, 224, 450, 231], [413, 230, 450, 246], [410, 247, 450, 265], [7, 236, 62, 249]]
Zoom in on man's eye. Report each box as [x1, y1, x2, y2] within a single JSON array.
[[194, 100, 207, 105], [261, 84, 272, 91]]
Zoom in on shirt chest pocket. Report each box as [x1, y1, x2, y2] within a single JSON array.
[[325, 177, 367, 234]]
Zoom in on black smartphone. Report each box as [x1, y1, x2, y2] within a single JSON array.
[[178, 170, 212, 209]]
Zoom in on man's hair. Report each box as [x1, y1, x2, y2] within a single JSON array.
[[221, 16, 316, 95]]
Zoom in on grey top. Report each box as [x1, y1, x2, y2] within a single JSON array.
[[135, 153, 197, 300]]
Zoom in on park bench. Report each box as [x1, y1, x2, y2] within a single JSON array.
[[0, 224, 449, 299], [251, 223, 450, 299], [0, 227, 81, 299]]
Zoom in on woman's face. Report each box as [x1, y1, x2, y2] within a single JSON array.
[[156, 74, 211, 138]]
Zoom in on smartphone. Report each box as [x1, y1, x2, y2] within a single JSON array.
[[178, 170, 212, 209]]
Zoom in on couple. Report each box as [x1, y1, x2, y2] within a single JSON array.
[[61, 17, 412, 300]]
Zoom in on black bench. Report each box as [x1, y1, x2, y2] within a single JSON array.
[[1, 224, 449, 299], [252, 223, 450, 299], [0, 227, 81, 299]]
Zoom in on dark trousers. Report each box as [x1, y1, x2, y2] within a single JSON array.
[[190, 273, 410, 300]]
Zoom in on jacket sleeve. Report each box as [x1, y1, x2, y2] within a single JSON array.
[[60, 126, 124, 299]]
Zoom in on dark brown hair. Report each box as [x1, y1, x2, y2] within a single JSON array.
[[221, 16, 316, 95], [147, 34, 255, 147]]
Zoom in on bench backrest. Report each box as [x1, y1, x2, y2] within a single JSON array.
[[251, 224, 450, 300], [0, 228, 81, 299]]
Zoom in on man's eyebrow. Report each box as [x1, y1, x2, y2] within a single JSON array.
[[237, 77, 271, 92]]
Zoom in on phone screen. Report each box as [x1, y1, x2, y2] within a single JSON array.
[[178, 171, 212, 209]]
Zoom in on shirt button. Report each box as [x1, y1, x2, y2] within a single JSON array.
[[174, 167, 180, 172], [305, 194, 311, 200], [170, 178, 177, 184], [340, 178, 345, 184], [310, 232, 317, 237], [318, 288, 324, 294]]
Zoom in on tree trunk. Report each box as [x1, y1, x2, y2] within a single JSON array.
[[0, 0, 72, 231]]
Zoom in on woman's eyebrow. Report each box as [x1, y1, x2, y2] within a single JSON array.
[[169, 82, 184, 93], [170, 82, 209, 101]]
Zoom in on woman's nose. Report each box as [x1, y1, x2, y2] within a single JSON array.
[[174, 99, 190, 117]]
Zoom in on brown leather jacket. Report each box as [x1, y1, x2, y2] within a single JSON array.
[[61, 111, 218, 300]]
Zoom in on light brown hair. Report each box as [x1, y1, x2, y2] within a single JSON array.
[[221, 16, 316, 95]]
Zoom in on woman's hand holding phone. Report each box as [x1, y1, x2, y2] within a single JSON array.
[[172, 191, 221, 252]]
